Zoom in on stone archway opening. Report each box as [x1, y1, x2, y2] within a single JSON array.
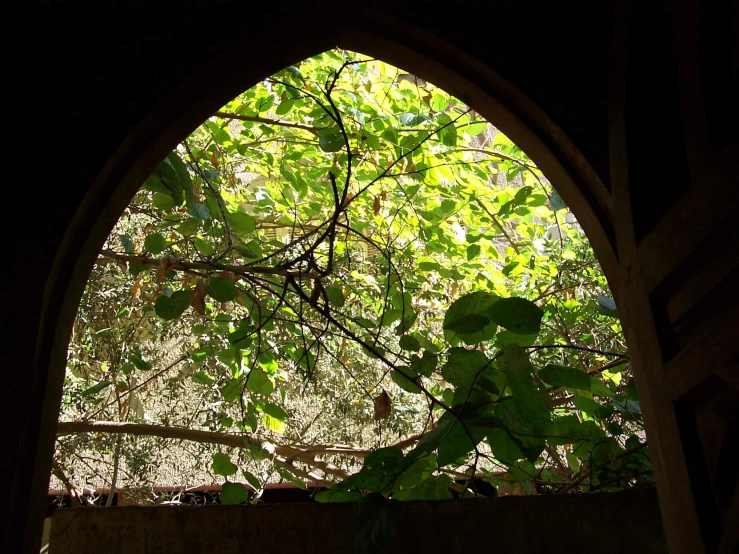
[[45, 44, 661, 552]]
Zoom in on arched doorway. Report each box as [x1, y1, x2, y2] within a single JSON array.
[[11, 4, 735, 553]]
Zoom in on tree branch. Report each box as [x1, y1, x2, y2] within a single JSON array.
[[100, 250, 320, 280], [214, 111, 327, 135]]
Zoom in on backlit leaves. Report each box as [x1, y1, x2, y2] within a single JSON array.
[[61, 48, 637, 506]]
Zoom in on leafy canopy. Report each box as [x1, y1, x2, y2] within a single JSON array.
[[56, 50, 648, 508]]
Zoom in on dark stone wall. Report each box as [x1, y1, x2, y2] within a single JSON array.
[[6, 1, 738, 552], [50, 488, 666, 554]]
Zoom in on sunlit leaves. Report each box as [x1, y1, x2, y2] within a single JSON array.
[[192, 371, 216, 386], [429, 93, 448, 112], [220, 482, 249, 505], [262, 413, 286, 434], [212, 453, 238, 476], [226, 211, 256, 235], [436, 114, 457, 147], [80, 380, 112, 397], [246, 369, 273, 396], [64, 48, 635, 504]]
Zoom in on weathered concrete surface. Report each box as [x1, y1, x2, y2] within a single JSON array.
[[50, 488, 666, 554]]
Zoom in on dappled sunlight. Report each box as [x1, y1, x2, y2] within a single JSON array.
[[52, 49, 647, 510]]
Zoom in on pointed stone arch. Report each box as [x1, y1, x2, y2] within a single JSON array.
[[7, 3, 736, 553]]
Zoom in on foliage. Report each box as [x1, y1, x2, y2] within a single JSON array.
[[55, 50, 650, 507]]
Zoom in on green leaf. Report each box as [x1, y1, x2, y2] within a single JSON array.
[[463, 122, 488, 136], [245, 405, 259, 433], [315, 489, 362, 503], [275, 466, 306, 488], [154, 290, 191, 320], [411, 407, 489, 467], [294, 347, 316, 374], [406, 475, 454, 500], [263, 402, 288, 421], [242, 470, 261, 490], [534, 417, 604, 446], [502, 345, 550, 423], [436, 422, 484, 466], [590, 377, 614, 397], [398, 113, 416, 126], [572, 396, 602, 415], [391, 367, 422, 394], [466, 243, 481, 260], [418, 261, 440, 271], [220, 378, 242, 402], [144, 233, 167, 255], [188, 202, 210, 221], [325, 286, 345, 307], [119, 234, 135, 254], [429, 94, 448, 112], [496, 330, 538, 347], [441, 347, 490, 387], [337, 447, 407, 493], [487, 297, 544, 335], [130, 351, 152, 371], [166, 152, 193, 199], [80, 380, 112, 397], [263, 414, 286, 434], [226, 211, 256, 236], [411, 352, 437, 377], [318, 132, 345, 152], [194, 237, 215, 256], [152, 158, 184, 206], [152, 191, 177, 211], [398, 335, 421, 352], [494, 399, 546, 463], [391, 456, 437, 500], [192, 371, 216, 386], [362, 131, 382, 150], [246, 369, 273, 396], [220, 482, 249, 505], [444, 314, 490, 334], [206, 277, 237, 302], [177, 218, 200, 236], [488, 427, 525, 464], [538, 365, 591, 391], [212, 453, 238, 476], [443, 291, 498, 344], [275, 99, 295, 115], [235, 240, 262, 259], [436, 113, 457, 147], [256, 94, 275, 114], [549, 189, 567, 212]]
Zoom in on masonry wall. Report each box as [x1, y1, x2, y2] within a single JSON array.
[[50, 489, 666, 554]]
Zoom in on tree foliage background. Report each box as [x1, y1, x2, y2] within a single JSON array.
[[53, 50, 650, 508]]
